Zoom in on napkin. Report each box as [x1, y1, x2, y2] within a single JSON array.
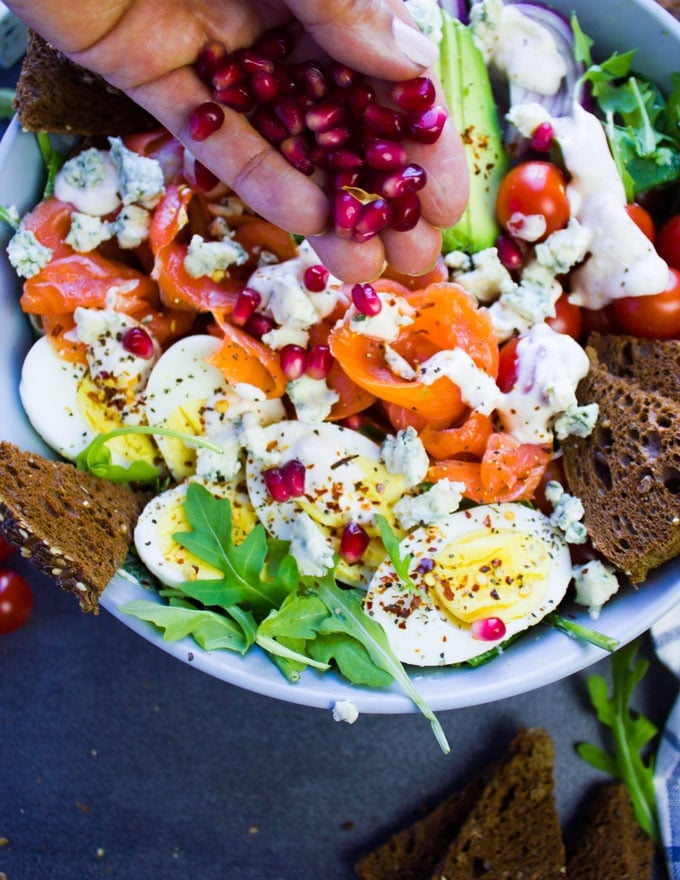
[[653, 604, 680, 879]]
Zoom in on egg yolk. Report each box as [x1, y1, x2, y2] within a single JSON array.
[[159, 399, 206, 477], [427, 528, 551, 624]]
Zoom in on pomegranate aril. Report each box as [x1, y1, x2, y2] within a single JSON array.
[[345, 80, 376, 116], [273, 63, 296, 95], [211, 58, 246, 91], [250, 70, 280, 103], [353, 199, 393, 243], [375, 163, 427, 199], [340, 413, 363, 430], [237, 50, 274, 75], [263, 467, 291, 502], [251, 107, 288, 144], [351, 282, 382, 316], [273, 97, 305, 135], [496, 233, 524, 271], [303, 264, 329, 292], [406, 104, 448, 144], [330, 62, 358, 89], [390, 191, 421, 231], [280, 344, 308, 380], [306, 344, 332, 379], [305, 100, 346, 133], [365, 138, 408, 171], [470, 617, 507, 642], [530, 122, 554, 152], [363, 104, 407, 140], [280, 458, 306, 496], [197, 41, 228, 82], [253, 28, 293, 61], [194, 160, 220, 192], [292, 61, 328, 100], [232, 287, 262, 326], [332, 169, 362, 191], [189, 102, 225, 141], [245, 312, 275, 339], [315, 127, 351, 150], [325, 149, 364, 170], [122, 326, 155, 359], [391, 76, 436, 112], [213, 83, 255, 113], [339, 522, 370, 563], [334, 191, 362, 238], [280, 136, 315, 176]]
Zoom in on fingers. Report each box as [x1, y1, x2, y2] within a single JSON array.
[[127, 68, 332, 237], [382, 220, 443, 277], [285, 0, 439, 81], [411, 117, 470, 230]]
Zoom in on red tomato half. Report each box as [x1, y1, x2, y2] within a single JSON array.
[[0, 570, 33, 634], [496, 161, 570, 241], [613, 268, 680, 339], [546, 293, 582, 340], [656, 214, 680, 270], [625, 203, 655, 242]]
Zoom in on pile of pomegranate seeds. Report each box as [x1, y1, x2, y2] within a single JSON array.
[[191, 28, 447, 243]]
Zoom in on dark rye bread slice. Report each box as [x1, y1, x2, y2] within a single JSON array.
[[15, 30, 156, 135], [587, 332, 680, 401], [0, 441, 144, 613], [561, 349, 680, 583], [565, 782, 654, 880], [429, 727, 565, 880]]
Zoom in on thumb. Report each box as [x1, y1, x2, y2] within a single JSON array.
[[285, 0, 439, 81]]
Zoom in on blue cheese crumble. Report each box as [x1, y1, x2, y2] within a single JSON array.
[[7, 228, 53, 278], [287, 375, 339, 424], [394, 479, 465, 529], [380, 427, 429, 487], [572, 559, 620, 619], [544, 480, 587, 544], [65, 212, 113, 253], [108, 137, 165, 209], [290, 511, 334, 576], [183, 233, 248, 279]]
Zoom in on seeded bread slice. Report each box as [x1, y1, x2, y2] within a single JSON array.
[[429, 727, 566, 880], [14, 30, 156, 135], [587, 332, 680, 401], [565, 782, 654, 880], [561, 350, 680, 583], [0, 441, 144, 612]]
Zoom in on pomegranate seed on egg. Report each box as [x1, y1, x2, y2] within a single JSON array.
[[406, 105, 448, 144], [303, 264, 329, 292], [263, 467, 291, 502], [339, 522, 370, 564], [280, 458, 306, 496], [280, 344, 308, 380], [391, 76, 436, 112], [496, 233, 525, 271], [122, 327, 155, 359], [470, 617, 507, 642], [189, 102, 225, 141], [530, 122, 555, 153], [232, 287, 262, 326], [390, 191, 421, 231], [306, 344, 333, 379], [351, 282, 382, 315], [213, 83, 255, 113]]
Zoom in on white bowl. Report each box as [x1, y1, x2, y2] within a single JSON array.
[[2, 0, 679, 714]]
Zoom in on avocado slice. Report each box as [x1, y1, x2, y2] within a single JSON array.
[[436, 13, 509, 254]]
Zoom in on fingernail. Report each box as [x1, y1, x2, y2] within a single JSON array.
[[392, 17, 439, 68]]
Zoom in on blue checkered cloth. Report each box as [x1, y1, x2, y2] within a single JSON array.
[[653, 605, 680, 879]]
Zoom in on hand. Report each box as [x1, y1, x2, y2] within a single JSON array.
[[6, 0, 469, 282]]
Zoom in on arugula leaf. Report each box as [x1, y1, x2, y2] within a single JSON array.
[[121, 599, 250, 653], [576, 639, 660, 845], [311, 571, 450, 754], [375, 514, 418, 591], [309, 633, 394, 688], [258, 592, 329, 640]]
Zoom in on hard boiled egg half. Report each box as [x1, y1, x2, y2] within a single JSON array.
[[246, 420, 406, 585], [364, 503, 572, 666]]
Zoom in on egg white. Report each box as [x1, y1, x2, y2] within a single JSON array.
[[134, 472, 258, 588], [246, 420, 406, 585], [364, 503, 572, 666]]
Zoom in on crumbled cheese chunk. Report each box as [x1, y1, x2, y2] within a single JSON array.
[[332, 699, 360, 724], [394, 479, 465, 529], [418, 348, 502, 414], [381, 427, 429, 487], [535, 219, 591, 275], [384, 344, 417, 380], [287, 375, 339, 424], [60, 147, 108, 189], [572, 559, 620, 619], [268, 272, 319, 329], [453, 247, 514, 304], [65, 212, 113, 253], [114, 204, 152, 249], [7, 228, 52, 278], [290, 511, 335, 577], [108, 136, 165, 209], [544, 480, 588, 544], [404, 0, 443, 43], [506, 102, 553, 138], [348, 292, 414, 342], [183, 233, 248, 279], [553, 403, 599, 440]]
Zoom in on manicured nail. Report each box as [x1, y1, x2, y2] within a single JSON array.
[[392, 17, 439, 68]]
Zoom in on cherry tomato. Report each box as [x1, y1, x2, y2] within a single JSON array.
[[496, 336, 520, 392], [625, 203, 655, 242], [546, 293, 582, 340], [496, 161, 570, 241], [579, 303, 621, 340], [0, 570, 33, 634], [0, 534, 15, 563], [613, 267, 680, 339], [656, 214, 680, 270]]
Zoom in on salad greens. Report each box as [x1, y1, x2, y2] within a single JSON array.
[[122, 482, 451, 753], [573, 14, 680, 199], [577, 639, 661, 844]]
